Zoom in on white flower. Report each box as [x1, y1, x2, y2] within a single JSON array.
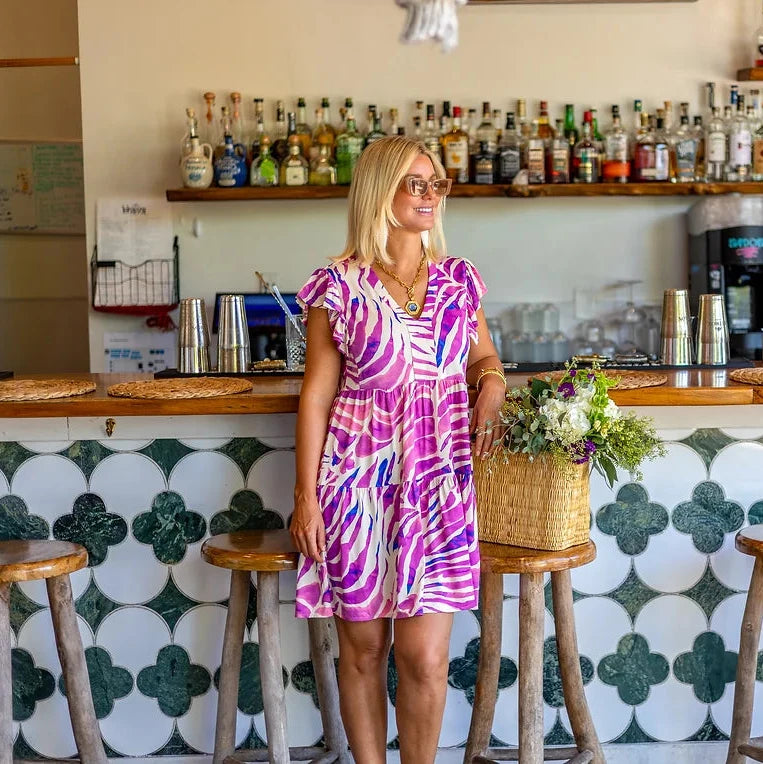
[[603, 399, 621, 421]]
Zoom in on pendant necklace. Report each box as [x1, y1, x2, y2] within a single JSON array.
[[375, 253, 426, 316]]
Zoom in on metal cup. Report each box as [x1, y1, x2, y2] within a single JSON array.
[[660, 288, 693, 366], [178, 297, 210, 373], [695, 293, 730, 366], [217, 294, 251, 373]]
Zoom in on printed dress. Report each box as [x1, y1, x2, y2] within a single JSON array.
[[294, 256, 487, 621]]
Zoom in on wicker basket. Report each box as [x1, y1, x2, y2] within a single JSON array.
[[473, 452, 591, 551]]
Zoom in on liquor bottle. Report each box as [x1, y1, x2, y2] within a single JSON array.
[[755, 0, 763, 67], [335, 115, 364, 185], [365, 106, 377, 138], [320, 98, 337, 143], [670, 114, 697, 183], [214, 106, 246, 164], [203, 91, 216, 147], [475, 101, 498, 155], [442, 106, 470, 183], [653, 112, 671, 181], [705, 107, 727, 182], [728, 95, 753, 181], [473, 141, 496, 184], [396, 127, 405, 136], [295, 97, 313, 160], [603, 105, 630, 183], [731, 85, 739, 111], [517, 99, 530, 139], [493, 108, 503, 144], [547, 119, 570, 184], [590, 109, 605, 181], [250, 136, 279, 187], [498, 112, 522, 183], [526, 120, 546, 185], [280, 135, 309, 186], [753, 113, 763, 181], [423, 105, 443, 160], [663, 101, 674, 132], [271, 102, 289, 163], [634, 112, 669, 182], [537, 101, 554, 141], [563, 104, 578, 178], [312, 107, 335, 160], [573, 113, 598, 184], [214, 133, 248, 187], [440, 101, 452, 135], [707, 82, 717, 112], [389, 108, 400, 138], [631, 101, 647, 166], [180, 109, 214, 189], [365, 112, 387, 146], [180, 107, 197, 161], [309, 144, 337, 186], [694, 116, 706, 181], [415, 100, 425, 128], [250, 98, 266, 161], [466, 108, 478, 152], [229, 92, 247, 161], [412, 116, 422, 140]]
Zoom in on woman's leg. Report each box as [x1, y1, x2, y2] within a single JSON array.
[[334, 616, 392, 764], [393, 612, 454, 764]]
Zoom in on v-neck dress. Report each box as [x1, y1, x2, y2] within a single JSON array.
[[294, 256, 486, 621]]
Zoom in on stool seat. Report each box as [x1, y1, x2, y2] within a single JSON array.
[[736, 526, 763, 558], [479, 540, 596, 575], [0, 540, 88, 583], [201, 530, 298, 572]]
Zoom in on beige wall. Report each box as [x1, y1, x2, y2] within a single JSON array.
[[0, 0, 88, 373], [78, 0, 757, 371]]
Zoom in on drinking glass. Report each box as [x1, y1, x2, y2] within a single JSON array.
[[285, 317, 307, 370]]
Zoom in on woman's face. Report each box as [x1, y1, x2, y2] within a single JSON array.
[[390, 154, 442, 235]]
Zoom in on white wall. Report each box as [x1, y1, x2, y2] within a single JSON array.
[[78, 0, 757, 371]]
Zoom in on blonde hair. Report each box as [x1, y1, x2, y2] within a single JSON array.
[[334, 135, 448, 266]]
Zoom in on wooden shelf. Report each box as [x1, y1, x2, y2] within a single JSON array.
[[738, 68, 763, 81], [167, 182, 763, 202]]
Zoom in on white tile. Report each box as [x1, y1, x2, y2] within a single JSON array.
[[498, 596, 555, 663], [174, 540, 234, 603], [710, 593, 758, 654], [439, 685, 471, 748], [246, 449, 296, 518], [635, 678, 707, 742], [18, 440, 73, 453], [0, 471, 8, 495], [96, 439, 153, 452], [16, 608, 93, 674], [711, 678, 763, 738], [449, 609, 480, 656], [638, 443, 707, 509], [719, 427, 763, 440], [94, 536, 168, 604], [572, 597, 632, 663], [635, 526, 706, 594], [18, 566, 89, 607], [168, 451, 244, 513], [21, 692, 77, 757], [251, 602, 309, 670], [173, 604, 226, 670], [710, 529, 755, 591], [560, 679, 631, 743], [283, 684, 324, 746], [635, 596, 707, 662], [98, 690, 174, 756], [96, 606, 171, 674], [571, 524, 630, 595], [709, 441, 763, 508], [176, 690, 219, 754], [489, 679, 557, 747], [657, 428, 698, 441], [177, 437, 232, 450]]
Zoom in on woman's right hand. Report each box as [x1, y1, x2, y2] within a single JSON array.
[[290, 495, 326, 564]]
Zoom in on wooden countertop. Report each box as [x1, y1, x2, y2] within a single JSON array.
[[0, 370, 755, 419]]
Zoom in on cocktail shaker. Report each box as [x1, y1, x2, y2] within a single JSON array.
[[660, 289, 693, 366], [178, 297, 210, 373], [695, 293, 730, 366], [217, 294, 250, 372]]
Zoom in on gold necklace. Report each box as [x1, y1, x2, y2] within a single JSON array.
[[375, 253, 426, 316]]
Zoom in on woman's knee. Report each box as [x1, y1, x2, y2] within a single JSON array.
[[394, 643, 449, 686], [337, 620, 391, 675]]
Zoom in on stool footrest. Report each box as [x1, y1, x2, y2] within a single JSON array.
[[476, 747, 593, 763], [225, 747, 338, 763], [739, 739, 763, 761]]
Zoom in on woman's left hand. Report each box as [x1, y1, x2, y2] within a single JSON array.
[[470, 375, 507, 460]]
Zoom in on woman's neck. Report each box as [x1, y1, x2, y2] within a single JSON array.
[[386, 229, 422, 271]]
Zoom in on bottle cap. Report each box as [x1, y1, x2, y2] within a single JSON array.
[[453, 106, 463, 117], [583, 110, 592, 122], [321, 97, 330, 107], [634, 99, 643, 110], [230, 92, 241, 103], [297, 97, 306, 107], [540, 101, 548, 111], [288, 134, 300, 145], [260, 136, 271, 146], [204, 91, 216, 102]]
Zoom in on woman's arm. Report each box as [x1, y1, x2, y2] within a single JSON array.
[[292, 307, 342, 562]]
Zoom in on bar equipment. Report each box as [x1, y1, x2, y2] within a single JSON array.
[[660, 289, 693, 365], [178, 297, 210, 373], [217, 294, 251, 372], [695, 293, 730, 365]]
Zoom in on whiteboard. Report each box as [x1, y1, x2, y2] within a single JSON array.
[[0, 141, 84, 235]]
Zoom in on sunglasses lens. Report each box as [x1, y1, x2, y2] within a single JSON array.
[[433, 179, 451, 196], [409, 178, 428, 195]]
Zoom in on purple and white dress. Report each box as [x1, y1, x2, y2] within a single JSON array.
[[294, 256, 486, 621]]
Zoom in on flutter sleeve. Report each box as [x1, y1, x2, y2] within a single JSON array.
[[296, 267, 346, 354], [459, 258, 488, 343]]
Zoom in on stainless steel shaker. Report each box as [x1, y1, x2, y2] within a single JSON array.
[[217, 294, 251, 372], [695, 294, 730, 365], [660, 289, 693, 366], [178, 297, 211, 373]]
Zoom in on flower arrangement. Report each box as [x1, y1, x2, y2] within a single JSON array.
[[496, 364, 666, 488]]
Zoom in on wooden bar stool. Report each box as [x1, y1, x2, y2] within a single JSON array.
[[725, 526, 763, 764], [201, 530, 349, 764], [0, 540, 107, 764], [464, 540, 605, 764]]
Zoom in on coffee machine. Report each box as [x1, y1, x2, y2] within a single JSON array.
[[689, 197, 763, 360]]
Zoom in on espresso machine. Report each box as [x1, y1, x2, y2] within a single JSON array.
[[689, 197, 763, 360]]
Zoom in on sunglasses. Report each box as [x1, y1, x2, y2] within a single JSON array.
[[403, 176, 452, 197]]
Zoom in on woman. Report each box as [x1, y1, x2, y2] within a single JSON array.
[[291, 135, 505, 764]]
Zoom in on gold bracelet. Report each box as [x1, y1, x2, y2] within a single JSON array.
[[476, 367, 506, 391]]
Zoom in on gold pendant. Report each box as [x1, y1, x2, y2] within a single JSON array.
[[404, 300, 421, 316]]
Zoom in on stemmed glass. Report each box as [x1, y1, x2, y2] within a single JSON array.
[[615, 281, 647, 356]]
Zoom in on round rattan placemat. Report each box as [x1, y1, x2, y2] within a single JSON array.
[[0, 379, 97, 401], [729, 368, 763, 385], [533, 370, 668, 390], [107, 378, 253, 399]]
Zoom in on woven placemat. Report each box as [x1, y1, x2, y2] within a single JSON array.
[[0, 379, 96, 401], [729, 368, 763, 385], [533, 370, 668, 390], [107, 378, 253, 399]]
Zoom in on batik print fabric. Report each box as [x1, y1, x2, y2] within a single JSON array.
[[295, 256, 486, 621]]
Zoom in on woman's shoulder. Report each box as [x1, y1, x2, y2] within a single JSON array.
[[436, 256, 480, 280]]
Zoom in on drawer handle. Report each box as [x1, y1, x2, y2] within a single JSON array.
[[105, 418, 116, 437]]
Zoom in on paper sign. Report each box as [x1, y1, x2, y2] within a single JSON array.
[[96, 198, 173, 266], [103, 331, 176, 373]]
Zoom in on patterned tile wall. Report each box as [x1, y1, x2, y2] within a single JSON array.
[[1, 427, 763, 756]]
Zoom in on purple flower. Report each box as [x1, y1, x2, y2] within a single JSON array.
[[568, 369, 577, 377], [572, 439, 597, 464], [558, 382, 575, 399]]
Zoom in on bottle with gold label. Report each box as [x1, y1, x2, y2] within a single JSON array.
[[280, 135, 309, 186], [180, 109, 214, 189], [309, 144, 337, 186], [295, 97, 313, 160], [442, 106, 469, 183], [312, 107, 335, 161]]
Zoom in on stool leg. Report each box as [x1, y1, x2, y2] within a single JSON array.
[[46, 574, 107, 764], [464, 572, 504, 764], [551, 570, 605, 764], [519, 572, 544, 764], [257, 570, 289, 764], [0, 584, 12, 764], [307, 618, 349, 762], [214, 570, 250, 764], [727, 557, 763, 764]]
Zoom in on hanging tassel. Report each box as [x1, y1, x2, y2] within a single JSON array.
[[396, 0, 467, 53]]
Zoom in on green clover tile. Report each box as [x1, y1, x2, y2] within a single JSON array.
[[291, 656, 339, 709], [543, 636, 594, 708], [9, 582, 44, 636], [58, 441, 114, 481], [59, 645, 133, 719], [75, 576, 120, 632], [747, 500, 763, 526], [679, 429, 735, 470], [596, 483, 669, 555], [132, 491, 206, 565], [151, 724, 203, 756], [14, 730, 44, 760], [611, 713, 658, 744], [447, 637, 517, 705], [137, 644, 211, 717], [53, 493, 127, 566], [236, 724, 267, 752], [673, 482, 744, 554], [0, 442, 35, 484], [388, 647, 399, 706], [674, 631, 737, 703], [144, 574, 201, 631], [0, 494, 49, 541], [213, 641, 287, 715], [545, 714, 575, 746], [12, 647, 55, 721], [688, 711, 730, 742], [215, 438, 275, 480], [598, 633, 669, 706], [681, 563, 737, 620], [209, 489, 284, 535], [609, 564, 661, 623], [137, 439, 195, 481]]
